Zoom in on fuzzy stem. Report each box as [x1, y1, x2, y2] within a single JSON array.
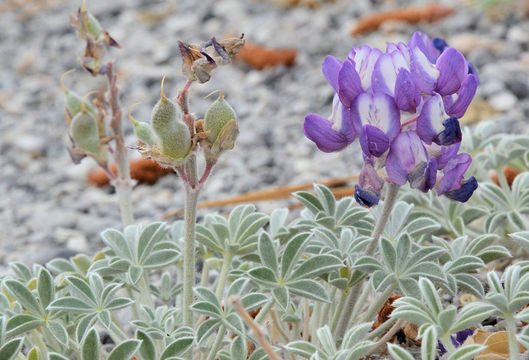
[[31, 329, 48, 359], [206, 326, 226, 360], [330, 290, 348, 332], [270, 307, 290, 343], [361, 282, 396, 323], [303, 298, 310, 341], [215, 253, 233, 299], [350, 279, 372, 323], [106, 62, 134, 226], [367, 316, 397, 340], [110, 315, 128, 342], [505, 314, 520, 360], [366, 183, 400, 256], [254, 301, 273, 324], [182, 180, 199, 328], [138, 273, 154, 309], [441, 333, 457, 354], [200, 260, 210, 287]]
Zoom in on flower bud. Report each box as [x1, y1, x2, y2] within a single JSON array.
[[204, 91, 237, 144], [61, 70, 95, 117], [86, 12, 102, 40], [128, 103, 155, 147], [150, 76, 191, 159], [70, 94, 106, 163]]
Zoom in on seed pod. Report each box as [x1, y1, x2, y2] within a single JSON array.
[[71, 94, 105, 162], [204, 91, 237, 143], [61, 70, 95, 117], [128, 103, 155, 147], [86, 12, 102, 40], [150, 76, 191, 159]]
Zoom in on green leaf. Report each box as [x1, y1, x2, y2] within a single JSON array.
[[289, 255, 343, 280], [314, 184, 336, 217], [6, 314, 43, 338], [137, 222, 168, 263], [195, 287, 221, 310], [65, 276, 97, 306], [288, 279, 329, 302], [248, 348, 269, 360], [101, 229, 134, 260], [272, 287, 289, 310], [241, 293, 268, 311], [284, 341, 318, 358], [37, 268, 54, 309], [258, 233, 278, 274], [249, 267, 278, 286], [293, 191, 324, 214], [231, 335, 247, 360], [4, 280, 44, 317], [76, 314, 97, 343], [387, 344, 414, 360], [107, 340, 141, 360], [105, 297, 133, 311], [143, 250, 179, 269], [281, 233, 310, 279], [49, 353, 69, 360], [160, 335, 194, 359], [191, 302, 222, 319], [421, 326, 437, 360], [48, 297, 93, 312], [82, 328, 100, 360], [419, 278, 442, 316], [0, 338, 23, 360], [196, 319, 219, 344], [137, 330, 157, 360], [47, 321, 68, 346], [446, 344, 485, 360]]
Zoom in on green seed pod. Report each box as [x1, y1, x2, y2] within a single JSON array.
[[150, 76, 191, 159], [61, 70, 95, 117], [86, 12, 102, 40], [128, 103, 155, 147], [71, 110, 99, 155], [204, 91, 237, 143], [70, 93, 105, 163]]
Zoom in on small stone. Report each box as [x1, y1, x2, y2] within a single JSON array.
[[505, 77, 529, 99], [489, 91, 518, 112]]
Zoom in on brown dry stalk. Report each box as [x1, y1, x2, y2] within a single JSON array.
[[235, 40, 297, 70], [163, 176, 357, 218], [230, 296, 281, 360], [351, 4, 454, 36]]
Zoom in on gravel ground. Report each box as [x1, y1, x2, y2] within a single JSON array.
[[0, 0, 528, 271]]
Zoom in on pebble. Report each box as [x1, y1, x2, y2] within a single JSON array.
[[489, 91, 518, 112]]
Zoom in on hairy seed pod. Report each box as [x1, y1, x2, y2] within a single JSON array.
[[150, 76, 191, 159], [71, 94, 105, 162], [61, 70, 95, 117], [128, 103, 155, 146], [204, 91, 237, 143], [86, 13, 102, 39]]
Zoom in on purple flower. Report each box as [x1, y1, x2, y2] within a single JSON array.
[[352, 92, 400, 157], [386, 131, 438, 192], [304, 31, 479, 205], [439, 329, 474, 354]]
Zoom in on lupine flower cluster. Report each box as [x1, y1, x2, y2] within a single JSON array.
[[304, 31, 479, 207]]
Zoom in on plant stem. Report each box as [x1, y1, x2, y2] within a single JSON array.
[[366, 182, 400, 256], [31, 329, 48, 359], [200, 260, 210, 286], [139, 272, 154, 309], [350, 279, 371, 324], [254, 301, 273, 324], [505, 314, 520, 360], [206, 325, 226, 360], [367, 316, 397, 340], [215, 253, 233, 299], [335, 283, 361, 339], [106, 62, 134, 226], [183, 173, 199, 328], [330, 290, 347, 332], [110, 315, 128, 342], [441, 333, 456, 354], [303, 298, 310, 341], [361, 282, 396, 323]]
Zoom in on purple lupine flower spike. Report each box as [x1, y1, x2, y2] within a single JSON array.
[[353, 92, 400, 157], [417, 93, 462, 146], [304, 31, 479, 205]]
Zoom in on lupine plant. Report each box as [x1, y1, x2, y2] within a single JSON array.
[[3, 2, 529, 360]]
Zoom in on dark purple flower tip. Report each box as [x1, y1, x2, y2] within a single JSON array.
[[432, 38, 448, 53], [303, 114, 349, 152], [455, 328, 474, 346], [354, 184, 380, 208], [360, 125, 390, 157], [444, 176, 478, 202], [433, 117, 462, 146]]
